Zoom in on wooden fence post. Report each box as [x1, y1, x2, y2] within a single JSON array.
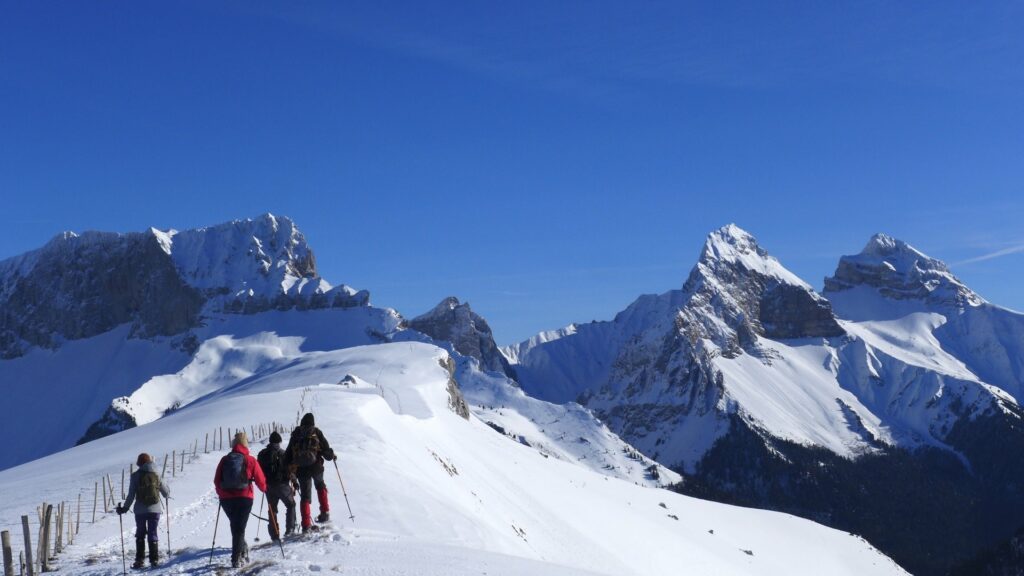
[[106, 475, 116, 509], [39, 504, 51, 573], [19, 516, 32, 576], [101, 480, 108, 514], [53, 503, 61, 555], [161, 454, 168, 479], [2, 530, 14, 576], [180, 450, 184, 474], [120, 469, 125, 500], [205, 433, 209, 454], [76, 493, 81, 535], [172, 451, 175, 478]]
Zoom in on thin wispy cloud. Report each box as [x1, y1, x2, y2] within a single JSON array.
[[954, 243, 1024, 266]]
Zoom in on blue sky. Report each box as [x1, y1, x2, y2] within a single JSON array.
[[2, 2, 1023, 343]]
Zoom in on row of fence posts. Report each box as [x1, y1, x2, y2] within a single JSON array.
[[0, 421, 286, 575]]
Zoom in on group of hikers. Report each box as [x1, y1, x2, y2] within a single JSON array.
[[116, 412, 337, 569]]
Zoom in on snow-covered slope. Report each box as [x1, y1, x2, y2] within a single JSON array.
[[507, 225, 1021, 469], [0, 340, 907, 576], [0, 214, 372, 468]]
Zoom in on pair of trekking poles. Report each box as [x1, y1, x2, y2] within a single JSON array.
[[116, 496, 173, 576], [205, 459, 355, 566]]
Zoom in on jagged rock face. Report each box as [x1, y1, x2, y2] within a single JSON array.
[[409, 297, 516, 378], [0, 231, 204, 358], [824, 233, 981, 308], [0, 214, 370, 358], [681, 224, 844, 354], [439, 355, 470, 420], [759, 283, 846, 339]]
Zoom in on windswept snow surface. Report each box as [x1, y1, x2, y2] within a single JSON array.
[[0, 342, 906, 576], [0, 306, 402, 470]]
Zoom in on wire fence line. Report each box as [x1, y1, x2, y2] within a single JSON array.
[[0, 420, 288, 576]]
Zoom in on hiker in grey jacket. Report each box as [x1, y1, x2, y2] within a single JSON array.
[[117, 453, 171, 568]]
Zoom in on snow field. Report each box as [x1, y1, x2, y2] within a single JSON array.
[[0, 341, 906, 575]]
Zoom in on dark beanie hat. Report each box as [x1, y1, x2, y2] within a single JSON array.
[[269, 431, 282, 444], [301, 412, 315, 426]]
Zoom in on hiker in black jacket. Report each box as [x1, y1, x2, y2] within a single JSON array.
[[116, 453, 170, 568], [257, 431, 298, 540], [284, 413, 335, 532]]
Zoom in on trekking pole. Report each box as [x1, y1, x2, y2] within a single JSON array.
[[208, 502, 221, 566], [254, 493, 265, 542], [164, 495, 172, 556], [117, 502, 127, 576], [332, 460, 355, 521], [266, 502, 285, 559]]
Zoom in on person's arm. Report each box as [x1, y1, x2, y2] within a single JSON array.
[[213, 456, 224, 490], [119, 473, 137, 513], [160, 478, 170, 500], [318, 429, 336, 461], [251, 456, 268, 493]]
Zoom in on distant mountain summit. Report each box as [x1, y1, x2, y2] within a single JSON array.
[[825, 232, 982, 311], [0, 213, 367, 359], [408, 296, 516, 378]]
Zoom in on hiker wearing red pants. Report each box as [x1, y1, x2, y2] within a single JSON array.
[[284, 412, 336, 532]]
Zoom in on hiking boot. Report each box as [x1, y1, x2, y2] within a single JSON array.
[[132, 538, 145, 569], [316, 511, 330, 523], [148, 540, 159, 566]]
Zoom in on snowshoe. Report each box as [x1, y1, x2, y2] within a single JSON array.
[[316, 512, 330, 523]]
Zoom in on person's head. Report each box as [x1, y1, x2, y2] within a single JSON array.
[[232, 431, 248, 449], [301, 413, 315, 427], [136, 453, 153, 467], [269, 431, 282, 445]]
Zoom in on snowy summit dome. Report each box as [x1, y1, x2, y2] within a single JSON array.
[[824, 233, 981, 307]]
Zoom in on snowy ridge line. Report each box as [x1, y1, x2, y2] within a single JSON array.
[[0, 419, 286, 575]]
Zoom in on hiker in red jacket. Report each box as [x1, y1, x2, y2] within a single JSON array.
[[214, 432, 268, 568]]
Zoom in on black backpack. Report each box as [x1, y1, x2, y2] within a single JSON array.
[[291, 427, 320, 467], [261, 447, 287, 483], [221, 452, 250, 490]]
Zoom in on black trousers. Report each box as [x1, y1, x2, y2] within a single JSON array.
[[220, 497, 253, 562], [296, 467, 327, 503], [266, 482, 296, 538]]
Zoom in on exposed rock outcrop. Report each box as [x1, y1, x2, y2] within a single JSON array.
[[410, 297, 516, 379]]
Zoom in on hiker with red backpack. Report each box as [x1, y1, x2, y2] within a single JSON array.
[[284, 413, 336, 532], [116, 453, 171, 569], [257, 430, 298, 540], [214, 432, 268, 568]]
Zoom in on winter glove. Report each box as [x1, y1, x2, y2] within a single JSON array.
[[116, 506, 126, 515], [323, 449, 336, 461]]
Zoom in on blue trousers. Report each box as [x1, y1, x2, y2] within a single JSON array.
[[135, 513, 160, 542]]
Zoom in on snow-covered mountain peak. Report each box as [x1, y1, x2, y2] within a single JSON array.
[[825, 233, 982, 311], [694, 224, 810, 289], [681, 225, 843, 349], [160, 213, 326, 299]]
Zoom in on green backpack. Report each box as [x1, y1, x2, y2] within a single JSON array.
[[138, 471, 161, 506]]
